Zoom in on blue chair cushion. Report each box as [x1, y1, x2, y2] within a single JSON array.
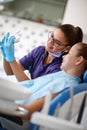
[[30, 83, 87, 130], [83, 71, 87, 82], [49, 83, 87, 115]]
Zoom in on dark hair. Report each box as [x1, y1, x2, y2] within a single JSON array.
[[76, 42, 87, 70], [59, 24, 83, 46], [77, 43, 87, 60]]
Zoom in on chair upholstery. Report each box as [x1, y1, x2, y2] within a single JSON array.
[[30, 70, 87, 130], [49, 83, 87, 115], [30, 81, 87, 130], [83, 70, 87, 83]]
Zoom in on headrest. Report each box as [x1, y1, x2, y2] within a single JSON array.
[[83, 71, 87, 82]]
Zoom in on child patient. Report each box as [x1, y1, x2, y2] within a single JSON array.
[[0, 42, 87, 130]]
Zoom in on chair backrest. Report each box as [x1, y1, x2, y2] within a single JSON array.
[[30, 91, 87, 130], [30, 83, 87, 130], [83, 70, 87, 83], [47, 70, 87, 116], [49, 83, 87, 115]]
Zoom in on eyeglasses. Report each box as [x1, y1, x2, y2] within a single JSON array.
[[48, 31, 68, 47]]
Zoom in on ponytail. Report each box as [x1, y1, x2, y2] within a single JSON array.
[[76, 26, 83, 42]]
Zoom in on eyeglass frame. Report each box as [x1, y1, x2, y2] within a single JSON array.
[[48, 31, 69, 47]]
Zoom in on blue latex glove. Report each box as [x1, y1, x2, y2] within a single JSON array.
[[0, 41, 2, 46], [0, 33, 10, 59], [3, 33, 15, 62], [0, 41, 5, 58]]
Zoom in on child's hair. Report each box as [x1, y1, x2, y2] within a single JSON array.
[[76, 42, 87, 70], [76, 43, 87, 60]]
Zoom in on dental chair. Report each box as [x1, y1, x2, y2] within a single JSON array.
[[0, 70, 87, 130], [30, 71, 87, 130]]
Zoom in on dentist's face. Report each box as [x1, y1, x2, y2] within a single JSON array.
[[46, 29, 69, 53]]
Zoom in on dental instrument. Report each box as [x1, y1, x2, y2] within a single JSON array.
[[13, 30, 21, 43], [64, 87, 74, 120], [42, 89, 52, 115]]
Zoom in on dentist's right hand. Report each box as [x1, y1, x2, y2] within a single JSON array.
[[1, 32, 16, 62], [0, 33, 9, 59]]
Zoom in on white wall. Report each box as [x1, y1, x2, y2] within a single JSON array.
[[62, 0, 87, 42]]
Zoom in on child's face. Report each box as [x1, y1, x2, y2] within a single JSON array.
[[60, 44, 79, 71]]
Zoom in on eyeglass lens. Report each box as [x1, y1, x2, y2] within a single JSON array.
[[48, 32, 62, 46], [48, 31, 68, 46]]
